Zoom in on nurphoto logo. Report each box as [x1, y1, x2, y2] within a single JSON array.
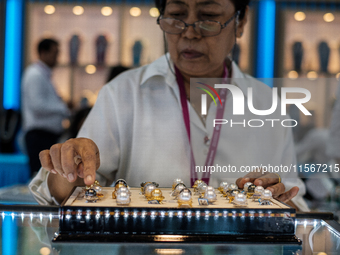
[[198, 83, 312, 128]]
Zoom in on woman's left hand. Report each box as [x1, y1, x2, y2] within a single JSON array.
[[236, 172, 299, 204]]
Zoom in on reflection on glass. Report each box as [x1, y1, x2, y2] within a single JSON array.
[[40, 247, 51, 255], [155, 249, 184, 255], [336, 72, 340, 81]]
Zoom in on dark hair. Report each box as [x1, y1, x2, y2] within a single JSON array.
[[37, 39, 58, 55], [154, 0, 250, 20], [106, 65, 130, 83]]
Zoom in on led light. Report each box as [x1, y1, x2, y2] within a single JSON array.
[[86, 210, 91, 219], [44, 5, 55, 14], [187, 211, 192, 217], [256, 0, 276, 85], [223, 211, 228, 217], [73, 6, 84, 16], [114, 211, 120, 218], [196, 211, 200, 218], [101, 6, 112, 16], [4, 0, 24, 110], [307, 71, 318, 80], [323, 13, 334, 22], [40, 213, 43, 221], [85, 65, 96, 74], [95, 211, 101, 219], [151, 211, 156, 218], [304, 219, 307, 228], [149, 7, 159, 17], [257, 211, 262, 218], [294, 11, 306, 21], [288, 70, 299, 80], [124, 211, 129, 218], [133, 211, 138, 218], [169, 211, 173, 218], [160, 211, 165, 218], [142, 211, 147, 218], [177, 211, 183, 218], [130, 7, 141, 17], [66, 214, 71, 220], [30, 213, 33, 221]]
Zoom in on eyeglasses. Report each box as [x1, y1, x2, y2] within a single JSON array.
[[157, 11, 240, 37]]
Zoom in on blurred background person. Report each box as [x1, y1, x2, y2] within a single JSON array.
[[327, 85, 340, 166], [21, 38, 70, 177]]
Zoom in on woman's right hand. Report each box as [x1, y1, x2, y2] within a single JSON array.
[[39, 138, 100, 186]]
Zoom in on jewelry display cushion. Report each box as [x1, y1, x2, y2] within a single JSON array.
[[56, 187, 297, 240]]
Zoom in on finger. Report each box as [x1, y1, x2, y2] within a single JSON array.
[[277, 186, 299, 203], [254, 173, 280, 188], [77, 163, 85, 178], [79, 142, 100, 185], [60, 139, 78, 182], [266, 183, 285, 198], [49, 143, 66, 178], [236, 177, 252, 189], [236, 170, 264, 188], [39, 150, 57, 174], [236, 178, 243, 188]]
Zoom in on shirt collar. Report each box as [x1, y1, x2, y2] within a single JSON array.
[[230, 61, 248, 97], [141, 53, 176, 88]]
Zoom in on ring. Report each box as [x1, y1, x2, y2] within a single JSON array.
[[274, 173, 281, 183]]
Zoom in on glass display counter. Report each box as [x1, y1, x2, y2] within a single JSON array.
[[0, 204, 339, 255]]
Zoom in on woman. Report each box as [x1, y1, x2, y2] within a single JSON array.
[[30, 0, 308, 210]]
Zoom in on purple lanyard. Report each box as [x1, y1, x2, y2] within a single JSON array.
[[175, 65, 229, 186]]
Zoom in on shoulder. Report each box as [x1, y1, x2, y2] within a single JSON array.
[[22, 63, 43, 80], [104, 55, 169, 93]]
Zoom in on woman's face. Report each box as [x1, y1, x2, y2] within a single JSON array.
[[163, 0, 247, 78]]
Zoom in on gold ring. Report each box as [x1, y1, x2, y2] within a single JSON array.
[[274, 173, 281, 183]]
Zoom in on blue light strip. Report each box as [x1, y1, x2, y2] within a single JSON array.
[[2, 212, 18, 255], [256, 0, 276, 86], [3, 0, 24, 110]]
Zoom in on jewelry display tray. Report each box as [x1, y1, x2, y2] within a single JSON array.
[[54, 187, 300, 244]]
